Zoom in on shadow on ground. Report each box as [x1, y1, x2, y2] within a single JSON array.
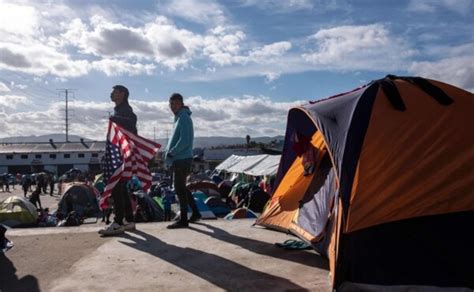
[[119, 230, 307, 291], [0, 254, 40, 292], [189, 222, 329, 270]]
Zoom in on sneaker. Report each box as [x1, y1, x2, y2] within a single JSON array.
[[189, 213, 202, 223], [1, 239, 14, 253], [167, 221, 188, 229], [98, 222, 124, 236], [123, 222, 136, 231]]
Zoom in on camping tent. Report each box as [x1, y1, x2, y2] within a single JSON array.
[[187, 181, 220, 197], [204, 196, 231, 217], [256, 75, 474, 289], [0, 196, 38, 227], [176, 193, 217, 219], [58, 183, 101, 218], [225, 207, 258, 220], [134, 191, 164, 222]]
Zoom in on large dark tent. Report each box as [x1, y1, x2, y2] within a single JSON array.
[[256, 75, 474, 290], [58, 183, 101, 218]]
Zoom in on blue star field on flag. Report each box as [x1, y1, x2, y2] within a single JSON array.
[[103, 139, 123, 182]]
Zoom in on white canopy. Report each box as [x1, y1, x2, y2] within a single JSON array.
[[244, 155, 281, 176], [216, 154, 281, 176], [214, 155, 245, 171]]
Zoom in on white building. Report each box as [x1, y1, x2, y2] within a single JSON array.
[[0, 140, 105, 175]]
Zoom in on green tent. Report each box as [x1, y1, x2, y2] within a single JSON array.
[[0, 196, 38, 227]]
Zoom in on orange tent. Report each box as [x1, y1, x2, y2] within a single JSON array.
[[256, 75, 474, 289]]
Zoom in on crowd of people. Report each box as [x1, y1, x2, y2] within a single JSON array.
[[1, 85, 274, 244]]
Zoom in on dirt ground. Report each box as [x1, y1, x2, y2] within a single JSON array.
[[2, 221, 331, 291], [1, 185, 332, 291], [1, 232, 110, 291]]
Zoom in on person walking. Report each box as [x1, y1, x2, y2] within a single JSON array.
[[165, 93, 200, 229], [99, 85, 137, 236], [29, 188, 42, 210], [48, 173, 55, 196]]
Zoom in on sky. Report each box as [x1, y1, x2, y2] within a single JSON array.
[[0, 0, 473, 141]]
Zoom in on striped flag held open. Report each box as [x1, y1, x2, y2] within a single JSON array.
[[100, 120, 161, 209]]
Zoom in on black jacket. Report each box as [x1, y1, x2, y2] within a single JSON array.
[[110, 102, 137, 134]]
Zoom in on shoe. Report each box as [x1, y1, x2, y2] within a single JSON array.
[[123, 222, 136, 231], [167, 221, 188, 229], [1, 239, 14, 253], [189, 213, 202, 223], [98, 222, 124, 236]]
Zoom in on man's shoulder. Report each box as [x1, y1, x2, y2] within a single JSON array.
[[116, 103, 135, 114]]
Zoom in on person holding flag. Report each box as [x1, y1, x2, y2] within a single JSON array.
[[99, 85, 160, 236]]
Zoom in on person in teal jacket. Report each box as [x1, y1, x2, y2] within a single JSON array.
[[164, 93, 200, 229]]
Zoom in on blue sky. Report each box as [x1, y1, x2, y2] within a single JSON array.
[[0, 0, 472, 141]]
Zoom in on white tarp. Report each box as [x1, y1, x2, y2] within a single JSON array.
[[244, 155, 281, 176], [215, 155, 245, 171], [217, 154, 281, 176], [226, 155, 268, 174]]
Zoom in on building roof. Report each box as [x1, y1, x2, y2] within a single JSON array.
[[0, 141, 106, 154]]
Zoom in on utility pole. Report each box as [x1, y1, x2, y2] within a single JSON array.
[[58, 89, 75, 142], [65, 89, 69, 142]]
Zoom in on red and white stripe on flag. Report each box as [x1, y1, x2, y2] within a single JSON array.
[[100, 121, 161, 210]]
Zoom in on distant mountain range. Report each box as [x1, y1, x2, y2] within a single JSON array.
[[0, 134, 284, 148]]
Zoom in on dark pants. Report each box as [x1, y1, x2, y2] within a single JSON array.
[[112, 181, 133, 225], [49, 183, 54, 196], [30, 195, 42, 209], [164, 207, 172, 221], [173, 159, 198, 223]]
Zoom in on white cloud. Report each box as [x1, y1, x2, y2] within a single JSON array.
[[409, 56, 474, 92], [248, 41, 292, 63], [407, 0, 436, 13], [203, 26, 246, 65], [186, 54, 313, 82], [303, 24, 417, 71], [0, 94, 303, 139], [240, 0, 313, 12], [407, 0, 473, 15], [0, 82, 10, 92], [0, 2, 39, 39], [160, 0, 227, 26], [91, 59, 156, 76], [0, 43, 91, 77], [0, 2, 293, 77], [10, 82, 28, 90], [264, 72, 281, 83], [0, 94, 32, 109], [61, 17, 155, 58], [408, 42, 474, 91]]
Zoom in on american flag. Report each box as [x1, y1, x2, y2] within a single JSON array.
[[99, 120, 161, 209]]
